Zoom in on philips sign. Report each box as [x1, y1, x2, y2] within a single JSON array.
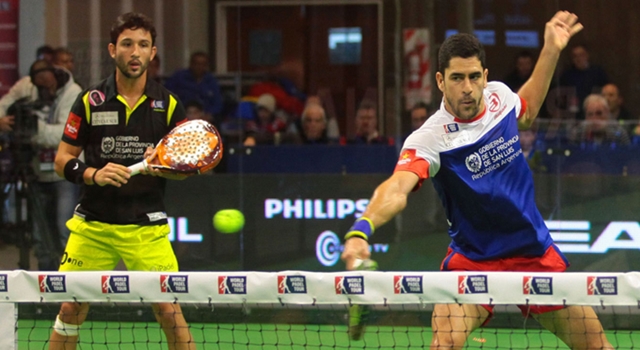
[[265, 198, 369, 219]]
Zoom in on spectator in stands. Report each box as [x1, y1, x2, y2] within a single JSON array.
[[185, 100, 208, 121], [53, 47, 75, 73], [601, 83, 633, 121], [503, 51, 535, 92], [148, 55, 162, 84], [410, 102, 430, 132], [519, 128, 546, 173], [568, 94, 630, 146], [165, 51, 223, 120], [286, 103, 337, 145], [36, 45, 55, 63], [342, 101, 394, 145], [560, 44, 608, 119], [243, 93, 287, 146]]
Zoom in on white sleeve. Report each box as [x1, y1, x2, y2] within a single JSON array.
[[33, 83, 82, 148], [0, 76, 37, 118]]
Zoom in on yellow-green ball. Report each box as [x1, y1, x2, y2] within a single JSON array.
[[213, 209, 245, 234]]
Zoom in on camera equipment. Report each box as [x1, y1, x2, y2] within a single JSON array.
[[0, 98, 57, 270]]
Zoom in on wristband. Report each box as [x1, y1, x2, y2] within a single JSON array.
[[91, 169, 99, 185], [63, 158, 89, 184], [344, 217, 375, 241]]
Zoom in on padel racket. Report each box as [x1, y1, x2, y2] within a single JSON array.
[[128, 119, 223, 176], [348, 258, 378, 341]]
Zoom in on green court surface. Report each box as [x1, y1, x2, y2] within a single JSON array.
[[18, 320, 638, 349]]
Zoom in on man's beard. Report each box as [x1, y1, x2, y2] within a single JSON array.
[[116, 58, 148, 79]]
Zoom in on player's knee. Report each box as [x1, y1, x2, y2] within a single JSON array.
[[54, 302, 89, 336]]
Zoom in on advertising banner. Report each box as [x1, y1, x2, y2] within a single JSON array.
[[0, 0, 18, 95]]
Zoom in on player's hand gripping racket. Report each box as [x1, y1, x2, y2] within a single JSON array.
[[348, 258, 378, 341], [128, 119, 223, 176]]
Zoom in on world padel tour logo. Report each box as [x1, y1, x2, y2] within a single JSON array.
[[335, 276, 364, 294], [218, 276, 247, 294], [523, 276, 553, 295], [160, 275, 189, 293], [0, 274, 7, 292], [101, 275, 130, 294], [587, 276, 618, 295], [278, 275, 307, 294], [458, 275, 488, 294], [39, 275, 66, 293], [394, 275, 423, 294]]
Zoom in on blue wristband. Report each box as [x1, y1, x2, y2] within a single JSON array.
[[344, 217, 375, 241]]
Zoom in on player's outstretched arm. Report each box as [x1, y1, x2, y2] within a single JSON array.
[[341, 171, 419, 270], [518, 11, 583, 128]]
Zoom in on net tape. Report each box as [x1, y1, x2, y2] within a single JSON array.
[[0, 271, 635, 306]]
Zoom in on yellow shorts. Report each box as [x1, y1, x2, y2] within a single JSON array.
[[59, 215, 178, 272]]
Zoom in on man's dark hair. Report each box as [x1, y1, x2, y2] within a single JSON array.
[[515, 50, 535, 62], [36, 45, 54, 60], [110, 12, 156, 45], [358, 100, 377, 112], [185, 100, 204, 111], [438, 33, 486, 73], [411, 101, 430, 113], [29, 59, 55, 82], [190, 51, 209, 62]]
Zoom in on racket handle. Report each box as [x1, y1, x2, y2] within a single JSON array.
[[128, 160, 148, 176]]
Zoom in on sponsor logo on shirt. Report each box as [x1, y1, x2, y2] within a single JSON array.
[[218, 276, 247, 294], [458, 275, 488, 294], [587, 276, 617, 295], [147, 211, 167, 222], [488, 93, 501, 112], [151, 100, 165, 111], [277, 275, 307, 294], [160, 275, 189, 293], [397, 149, 416, 166], [523, 276, 553, 295], [393, 275, 423, 294], [443, 123, 459, 133], [91, 111, 119, 126], [335, 276, 364, 294], [64, 113, 82, 140], [101, 275, 130, 294], [101, 137, 115, 154], [465, 152, 482, 173], [89, 90, 106, 106], [39, 275, 66, 293]]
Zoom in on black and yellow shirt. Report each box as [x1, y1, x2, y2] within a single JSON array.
[[62, 73, 186, 225]]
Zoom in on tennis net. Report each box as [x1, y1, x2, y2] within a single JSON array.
[[3, 270, 640, 349]]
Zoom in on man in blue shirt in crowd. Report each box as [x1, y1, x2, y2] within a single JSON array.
[[165, 51, 223, 120]]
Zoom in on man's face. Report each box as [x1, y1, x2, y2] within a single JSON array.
[[54, 53, 74, 72], [32, 70, 57, 91], [516, 56, 533, 78], [410, 107, 429, 131], [571, 46, 589, 70], [436, 56, 487, 121], [601, 84, 622, 113], [519, 129, 536, 151], [190, 55, 209, 78], [108, 28, 156, 79], [186, 106, 205, 120], [302, 106, 326, 140], [355, 108, 377, 135], [585, 101, 610, 131]]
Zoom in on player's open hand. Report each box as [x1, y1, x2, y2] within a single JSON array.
[[93, 162, 131, 187], [0, 115, 14, 132], [545, 11, 583, 52], [341, 237, 371, 270]]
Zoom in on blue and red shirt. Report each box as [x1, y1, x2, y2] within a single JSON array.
[[395, 82, 557, 261]]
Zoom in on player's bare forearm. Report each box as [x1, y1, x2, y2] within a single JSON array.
[[54, 141, 90, 180], [518, 11, 582, 128], [362, 171, 419, 228]]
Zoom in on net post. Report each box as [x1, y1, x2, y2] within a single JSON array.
[[0, 303, 17, 349]]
